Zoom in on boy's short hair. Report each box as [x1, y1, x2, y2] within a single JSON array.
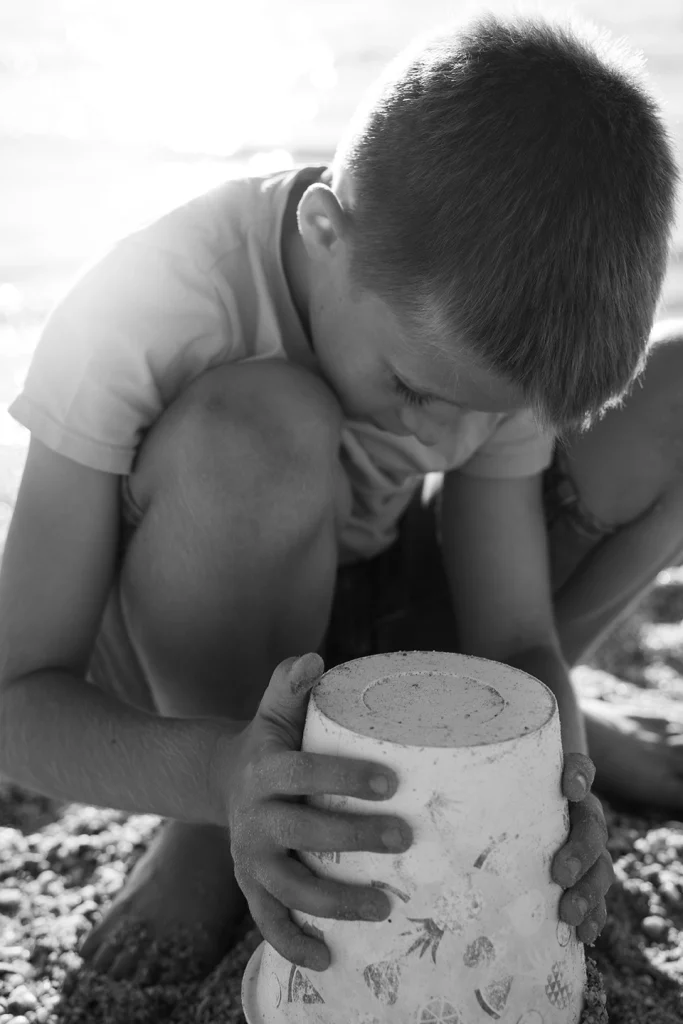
[[335, 11, 680, 430]]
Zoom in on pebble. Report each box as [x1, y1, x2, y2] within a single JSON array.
[[6, 987, 37, 1014], [0, 961, 31, 978], [640, 915, 672, 941], [20, 854, 45, 878], [624, 878, 651, 897], [0, 891, 22, 916], [660, 881, 681, 903], [0, 828, 23, 850], [76, 899, 99, 918], [0, 949, 27, 961], [0, 977, 25, 991]]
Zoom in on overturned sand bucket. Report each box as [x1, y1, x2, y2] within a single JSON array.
[[242, 651, 585, 1024]]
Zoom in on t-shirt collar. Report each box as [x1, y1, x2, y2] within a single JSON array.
[[264, 164, 326, 371]]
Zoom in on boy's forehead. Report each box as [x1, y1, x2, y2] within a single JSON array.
[[389, 325, 524, 411], [357, 288, 524, 411]]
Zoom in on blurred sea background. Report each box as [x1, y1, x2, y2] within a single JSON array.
[[0, 0, 682, 543]]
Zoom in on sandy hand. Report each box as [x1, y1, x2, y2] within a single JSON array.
[[222, 652, 413, 972], [551, 751, 616, 945]]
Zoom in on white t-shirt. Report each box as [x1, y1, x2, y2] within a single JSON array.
[[9, 165, 554, 564]]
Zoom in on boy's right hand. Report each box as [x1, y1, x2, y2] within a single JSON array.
[[224, 652, 412, 972]]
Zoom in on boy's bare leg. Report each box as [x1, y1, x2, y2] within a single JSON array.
[[551, 321, 683, 808], [80, 361, 347, 978]]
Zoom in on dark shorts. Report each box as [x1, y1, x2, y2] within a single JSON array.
[[321, 448, 615, 670], [89, 448, 615, 710]]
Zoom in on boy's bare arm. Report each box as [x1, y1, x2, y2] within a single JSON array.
[[553, 479, 683, 665], [439, 468, 588, 755], [438, 468, 615, 949], [0, 438, 242, 824]]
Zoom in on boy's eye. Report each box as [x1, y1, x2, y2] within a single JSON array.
[[391, 375, 430, 407]]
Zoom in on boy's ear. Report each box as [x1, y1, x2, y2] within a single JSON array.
[[297, 183, 349, 259]]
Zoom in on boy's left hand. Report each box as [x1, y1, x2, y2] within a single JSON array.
[[551, 752, 616, 945]]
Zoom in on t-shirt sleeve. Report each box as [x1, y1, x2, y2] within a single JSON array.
[[8, 239, 234, 474], [458, 408, 554, 479]]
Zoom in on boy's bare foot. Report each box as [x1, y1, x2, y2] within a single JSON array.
[[583, 696, 683, 812], [79, 820, 250, 982]]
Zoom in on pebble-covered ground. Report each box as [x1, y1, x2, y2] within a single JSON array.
[[1, 570, 683, 1024]]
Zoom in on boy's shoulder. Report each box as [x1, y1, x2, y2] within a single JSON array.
[[121, 165, 326, 271]]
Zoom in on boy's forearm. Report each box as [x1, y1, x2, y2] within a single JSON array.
[[504, 645, 589, 756], [0, 671, 246, 824]]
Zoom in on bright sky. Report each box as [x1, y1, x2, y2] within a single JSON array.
[[0, 0, 338, 155]]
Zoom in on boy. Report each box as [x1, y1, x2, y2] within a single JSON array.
[[0, 11, 680, 981]]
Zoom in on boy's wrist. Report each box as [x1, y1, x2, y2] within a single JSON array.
[[203, 717, 251, 827], [505, 645, 589, 755]]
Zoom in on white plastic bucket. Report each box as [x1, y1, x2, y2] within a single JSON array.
[[242, 651, 585, 1024]]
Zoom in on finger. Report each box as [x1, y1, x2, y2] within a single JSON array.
[[558, 850, 615, 927], [576, 899, 608, 946], [257, 653, 325, 746], [561, 751, 596, 802], [246, 880, 331, 972], [552, 794, 608, 888], [252, 749, 400, 804], [260, 801, 412, 855], [252, 850, 391, 924]]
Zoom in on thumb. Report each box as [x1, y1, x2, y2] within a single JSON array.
[[257, 652, 325, 740]]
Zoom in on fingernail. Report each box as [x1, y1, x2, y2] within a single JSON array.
[[566, 857, 582, 883], [382, 827, 407, 851], [575, 897, 589, 918], [293, 653, 316, 673], [584, 922, 599, 944], [290, 653, 323, 694], [311, 948, 330, 971], [361, 901, 386, 921], [370, 775, 390, 795], [574, 773, 588, 797]]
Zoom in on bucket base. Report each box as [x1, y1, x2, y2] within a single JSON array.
[[242, 941, 265, 1024]]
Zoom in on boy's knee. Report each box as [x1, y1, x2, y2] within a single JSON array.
[[199, 359, 344, 453], [132, 360, 345, 523]]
